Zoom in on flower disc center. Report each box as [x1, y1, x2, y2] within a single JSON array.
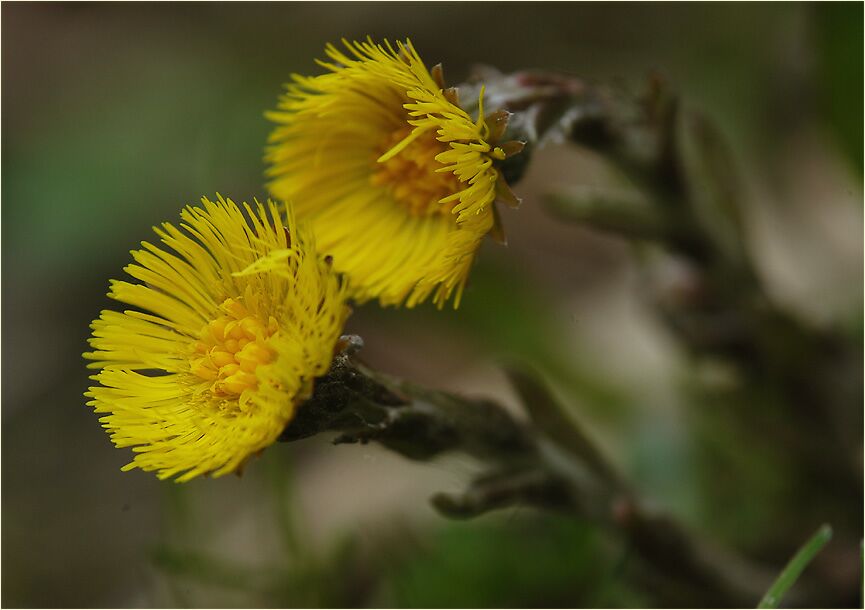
[[190, 298, 276, 396], [371, 126, 461, 217]]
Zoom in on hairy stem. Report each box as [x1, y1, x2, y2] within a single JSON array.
[[282, 342, 779, 606]]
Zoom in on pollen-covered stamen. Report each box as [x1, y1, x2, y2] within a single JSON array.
[[371, 126, 462, 217], [190, 298, 277, 396]]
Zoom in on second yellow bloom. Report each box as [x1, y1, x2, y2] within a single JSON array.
[[266, 38, 520, 308]]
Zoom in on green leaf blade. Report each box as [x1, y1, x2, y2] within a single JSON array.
[[757, 524, 833, 609]]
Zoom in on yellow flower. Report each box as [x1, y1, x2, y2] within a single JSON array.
[[266, 38, 522, 308], [84, 196, 349, 482]]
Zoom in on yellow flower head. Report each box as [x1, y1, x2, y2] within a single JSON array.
[[266, 38, 522, 308], [84, 196, 349, 482]]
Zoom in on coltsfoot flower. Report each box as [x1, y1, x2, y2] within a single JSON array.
[[266, 38, 524, 308], [84, 196, 349, 481]]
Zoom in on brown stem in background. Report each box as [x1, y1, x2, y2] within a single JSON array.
[[479, 67, 861, 563]]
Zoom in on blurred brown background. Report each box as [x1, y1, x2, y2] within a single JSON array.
[[2, 2, 861, 607]]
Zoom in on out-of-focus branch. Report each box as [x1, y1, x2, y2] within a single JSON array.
[[480, 66, 862, 520], [282, 340, 779, 607], [544, 186, 669, 241]]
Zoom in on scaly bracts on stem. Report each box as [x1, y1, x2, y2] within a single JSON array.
[[282, 337, 780, 607]]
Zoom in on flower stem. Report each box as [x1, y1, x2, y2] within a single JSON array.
[[283, 342, 778, 606]]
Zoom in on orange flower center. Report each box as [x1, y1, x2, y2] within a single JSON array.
[[190, 298, 277, 396], [371, 126, 462, 217]]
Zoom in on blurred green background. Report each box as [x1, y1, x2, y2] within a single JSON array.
[[2, 2, 861, 607]]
